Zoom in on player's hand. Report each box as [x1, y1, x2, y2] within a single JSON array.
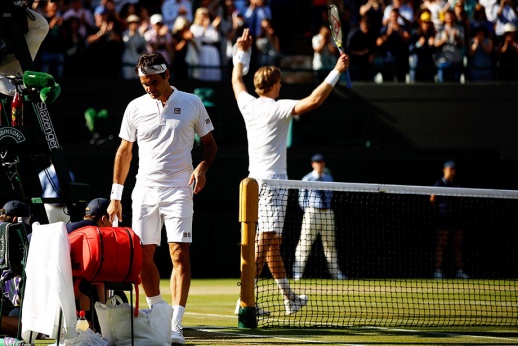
[[237, 28, 252, 51], [335, 53, 349, 73], [107, 200, 123, 224], [189, 167, 207, 194]]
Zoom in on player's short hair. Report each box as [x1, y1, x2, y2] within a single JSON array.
[[135, 53, 169, 78], [254, 66, 281, 96]]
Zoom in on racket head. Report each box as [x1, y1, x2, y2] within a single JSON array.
[[328, 4, 343, 49]]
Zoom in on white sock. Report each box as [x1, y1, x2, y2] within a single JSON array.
[[275, 278, 295, 300], [145, 294, 163, 308], [172, 305, 185, 328]]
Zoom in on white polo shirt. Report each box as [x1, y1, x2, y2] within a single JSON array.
[[119, 87, 214, 187], [237, 91, 297, 178]]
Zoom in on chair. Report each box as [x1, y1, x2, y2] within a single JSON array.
[[0, 222, 30, 340]]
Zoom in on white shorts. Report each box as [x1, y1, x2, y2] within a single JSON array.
[[257, 174, 288, 235], [131, 185, 193, 245]]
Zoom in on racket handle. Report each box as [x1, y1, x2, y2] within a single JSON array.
[[113, 216, 118, 227], [344, 70, 352, 89]]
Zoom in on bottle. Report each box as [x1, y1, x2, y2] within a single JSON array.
[[76, 310, 89, 331], [11, 89, 22, 127]]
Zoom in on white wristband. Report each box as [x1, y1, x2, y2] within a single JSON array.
[[111, 183, 124, 200], [233, 48, 251, 75], [324, 69, 340, 87]]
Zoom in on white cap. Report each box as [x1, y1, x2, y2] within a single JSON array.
[[150, 13, 163, 25]]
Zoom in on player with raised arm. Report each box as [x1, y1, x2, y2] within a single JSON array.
[[232, 28, 349, 315]]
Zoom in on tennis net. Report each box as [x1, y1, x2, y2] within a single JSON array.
[[243, 179, 518, 328]]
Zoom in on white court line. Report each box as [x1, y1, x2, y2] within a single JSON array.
[[186, 312, 518, 344]]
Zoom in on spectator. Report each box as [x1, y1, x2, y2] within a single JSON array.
[[471, 3, 496, 39], [430, 160, 469, 279], [190, 7, 222, 81], [360, 0, 386, 38], [312, 25, 338, 81], [376, 8, 411, 82], [346, 15, 378, 82], [421, 0, 449, 30], [162, 0, 194, 30], [479, 0, 499, 23], [62, 16, 88, 78], [243, 0, 272, 39], [293, 154, 346, 280], [496, 22, 518, 80], [466, 24, 494, 81], [231, 28, 349, 315], [409, 11, 437, 82], [62, 0, 96, 38], [122, 14, 147, 79], [38, 164, 75, 223], [120, 2, 150, 35], [255, 18, 281, 67], [382, 0, 414, 28], [453, 0, 471, 49], [493, 0, 518, 42], [86, 8, 124, 78], [219, 0, 239, 72], [37, 0, 66, 79], [434, 9, 465, 82], [172, 16, 197, 80], [144, 14, 174, 65]]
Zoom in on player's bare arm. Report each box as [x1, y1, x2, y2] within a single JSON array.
[[190, 132, 217, 194], [231, 28, 252, 99], [292, 54, 349, 116], [108, 139, 133, 223]]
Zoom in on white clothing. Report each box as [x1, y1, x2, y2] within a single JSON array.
[[312, 33, 335, 71], [22, 222, 77, 342], [236, 92, 298, 178], [190, 23, 222, 81], [131, 185, 194, 245], [0, 9, 49, 96], [479, 0, 498, 22], [119, 86, 214, 188], [257, 174, 288, 234], [293, 209, 342, 278]]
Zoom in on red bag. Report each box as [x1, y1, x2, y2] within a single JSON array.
[[69, 226, 142, 283]]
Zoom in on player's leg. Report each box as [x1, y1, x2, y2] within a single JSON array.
[[131, 185, 164, 304], [321, 210, 345, 279], [293, 210, 318, 279], [163, 186, 194, 345]]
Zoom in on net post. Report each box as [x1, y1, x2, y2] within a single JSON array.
[[238, 178, 258, 328]]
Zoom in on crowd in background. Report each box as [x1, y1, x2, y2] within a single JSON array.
[[32, 0, 518, 83]]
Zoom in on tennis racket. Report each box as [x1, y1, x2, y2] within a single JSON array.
[[328, 4, 352, 88]]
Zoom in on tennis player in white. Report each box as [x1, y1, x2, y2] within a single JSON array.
[[232, 28, 349, 315], [108, 53, 217, 344]]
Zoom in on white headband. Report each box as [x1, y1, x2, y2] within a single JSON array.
[[138, 64, 167, 76]]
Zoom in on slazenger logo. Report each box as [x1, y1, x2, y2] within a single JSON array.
[[0, 127, 26, 143], [37, 102, 60, 150]]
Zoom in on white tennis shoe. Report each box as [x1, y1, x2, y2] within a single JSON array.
[[171, 321, 185, 345], [284, 294, 308, 315]]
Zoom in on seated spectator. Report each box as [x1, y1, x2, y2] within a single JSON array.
[[467, 24, 494, 81], [493, 0, 518, 43], [37, 0, 66, 79], [190, 7, 222, 81], [62, 0, 96, 38], [409, 11, 437, 82], [434, 9, 465, 82], [421, 0, 448, 30], [376, 8, 411, 82]]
